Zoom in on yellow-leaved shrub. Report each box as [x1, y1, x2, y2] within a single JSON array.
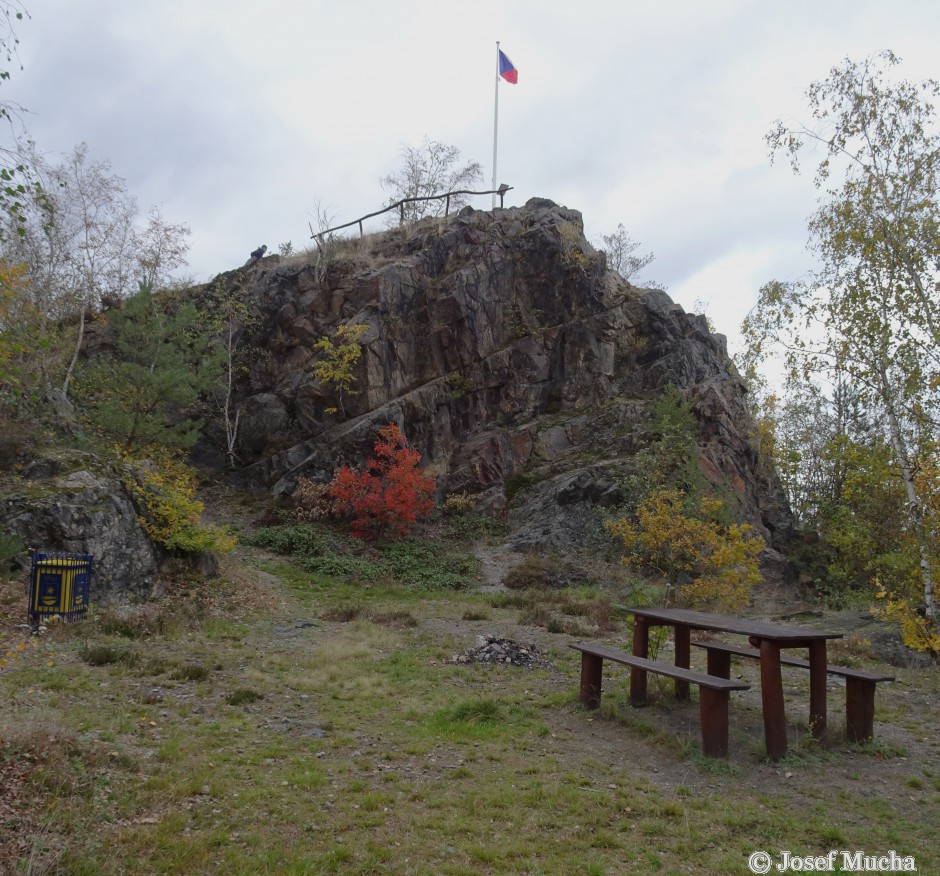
[[873, 583, 940, 657], [127, 455, 235, 555], [607, 487, 762, 611]]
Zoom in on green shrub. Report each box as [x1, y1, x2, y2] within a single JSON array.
[[445, 374, 471, 400], [382, 539, 479, 590], [246, 524, 479, 590], [301, 554, 382, 579], [504, 471, 538, 501], [81, 644, 133, 667], [173, 663, 210, 681], [245, 523, 332, 557]]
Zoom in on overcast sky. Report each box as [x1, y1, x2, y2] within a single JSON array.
[[7, 0, 940, 361]]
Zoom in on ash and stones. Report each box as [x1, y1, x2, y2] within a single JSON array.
[[452, 635, 545, 668]]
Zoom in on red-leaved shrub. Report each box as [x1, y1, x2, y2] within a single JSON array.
[[329, 423, 436, 540]]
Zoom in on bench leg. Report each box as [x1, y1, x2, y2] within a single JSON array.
[[845, 678, 876, 743], [579, 652, 603, 710], [674, 625, 691, 702], [631, 617, 649, 707], [699, 687, 731, 758]]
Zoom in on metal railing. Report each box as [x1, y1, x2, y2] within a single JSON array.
[[309, 185, 513, 241]]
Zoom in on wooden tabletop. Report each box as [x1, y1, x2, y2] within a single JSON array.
[[626, 607, 842, 642]]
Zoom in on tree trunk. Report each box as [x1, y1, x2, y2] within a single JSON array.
[[223, 319, 240, 468], [61, 306, 86, 400], [883, 386, 936, 620]]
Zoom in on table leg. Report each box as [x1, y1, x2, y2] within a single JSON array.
[[699, 688, 731, 758], [631, 616, 648, 707], [578, 652, 603, 710], [706, 647, 731, 679], [758, 639, 788, 759], [674, 624, 690, 702], [807, 639, 828, 741]]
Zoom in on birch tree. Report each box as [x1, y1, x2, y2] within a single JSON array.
[[746, 51, 939, 627], [599, 223, 662, 288], [380, 138, 482, 225], [0, 1, 48, 242], [1, 143, 191, 400]]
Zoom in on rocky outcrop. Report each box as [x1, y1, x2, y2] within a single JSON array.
[[0, 452, 160, 601], [199, 198, 793, 563], [0, 449, 224, 603]]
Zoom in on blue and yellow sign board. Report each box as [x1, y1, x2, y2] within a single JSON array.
[[29, 553, 93, 623]]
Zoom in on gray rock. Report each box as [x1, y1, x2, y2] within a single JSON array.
[[1, 460, 159, 601], [0, 451, 225, 603]]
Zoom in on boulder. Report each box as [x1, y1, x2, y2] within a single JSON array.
[[0, 458, 160, 602]]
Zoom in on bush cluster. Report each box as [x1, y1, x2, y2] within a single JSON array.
[[126, 455, 235, 555], [290, 478, 334, 523], [329, 423, 436, 540], [246, 524, 478, 591]]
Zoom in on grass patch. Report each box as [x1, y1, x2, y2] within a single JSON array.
[[371, 610, 418, 629], [80, 643, 136, 667], [226, 688, 264, 706], [423, 697, 520, 743], [451, 697, 503, 723], [1, 515, 936, 876], [172, 663, 210, 682]]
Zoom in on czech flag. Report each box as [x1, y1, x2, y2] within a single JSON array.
[[498, 49, 518, 84]]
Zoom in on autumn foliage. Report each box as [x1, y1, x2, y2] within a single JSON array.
[[606, 487, 763, 611], [329, 423, 436, 540]]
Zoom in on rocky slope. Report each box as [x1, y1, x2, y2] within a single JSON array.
[[1, 198, 794, 597], [200, 198, 792, 564]]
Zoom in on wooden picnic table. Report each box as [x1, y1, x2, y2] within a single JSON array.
[[626, 607, 843, 759]]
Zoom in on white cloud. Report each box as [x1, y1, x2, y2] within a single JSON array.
[[5, 0, 940, 339]]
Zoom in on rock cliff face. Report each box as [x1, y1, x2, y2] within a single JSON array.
[[203, 198, 793, 561]]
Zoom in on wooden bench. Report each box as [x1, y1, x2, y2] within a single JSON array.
[[570, 642, 750, 757], [691, 641, 895, 743]]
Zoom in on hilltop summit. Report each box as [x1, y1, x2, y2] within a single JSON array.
[[201, 198, 791, 561]]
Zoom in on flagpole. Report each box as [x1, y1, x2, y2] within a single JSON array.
[[492, 41, 500, 209]]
